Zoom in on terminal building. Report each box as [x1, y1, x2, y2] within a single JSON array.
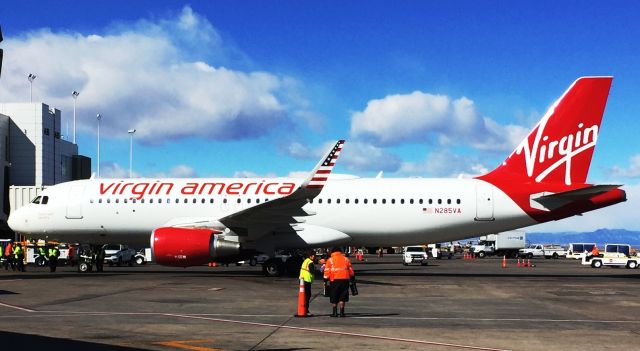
[[0, 102, 91, 239]]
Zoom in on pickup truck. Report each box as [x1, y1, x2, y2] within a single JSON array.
[[103, 244, 136, 266], [402, 246, 428, 266], [519, 244, 566, 259]]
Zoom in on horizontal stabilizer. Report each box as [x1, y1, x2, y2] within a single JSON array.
[[531, 184, 622, 211]]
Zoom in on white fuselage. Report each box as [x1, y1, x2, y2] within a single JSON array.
[[8, 176, 536, 248]]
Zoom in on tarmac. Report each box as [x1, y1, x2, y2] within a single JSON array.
[[1, 254, 639, 351]]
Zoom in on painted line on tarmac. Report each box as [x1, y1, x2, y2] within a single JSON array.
[[165, 313, 511, 351], [0, 301, 36, 312], [349, 316, 640, 324], [3, 310, 640, 325]]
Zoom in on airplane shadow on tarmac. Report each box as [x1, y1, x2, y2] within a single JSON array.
[[0, 331, 149, 351]]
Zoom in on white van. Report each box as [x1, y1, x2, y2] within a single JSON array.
[[566, 243, 596, 259]]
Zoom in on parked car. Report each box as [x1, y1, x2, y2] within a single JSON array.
[[103, 244, 136, 266]]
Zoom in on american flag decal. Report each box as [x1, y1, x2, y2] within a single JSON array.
[[306, 140, 345, 189]]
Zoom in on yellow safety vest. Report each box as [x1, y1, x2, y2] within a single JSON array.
[[299, 258, 314, 283]]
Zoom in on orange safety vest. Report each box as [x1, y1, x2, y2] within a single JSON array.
[[4, 243, 12, 256], [592, 246, 599, 256], [323, 252, 354, 282]]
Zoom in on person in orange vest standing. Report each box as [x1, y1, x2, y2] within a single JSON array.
[[3, 240, 12, 270], [323, 247, 355, 317]]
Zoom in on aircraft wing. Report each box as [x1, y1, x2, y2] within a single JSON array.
[[218, 140, 345, 238], [531, 184, 622, 211]]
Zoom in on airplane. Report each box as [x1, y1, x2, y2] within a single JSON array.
[[8, 76, 626, 275]]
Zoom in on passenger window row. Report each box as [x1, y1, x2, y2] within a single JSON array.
[[89, 197, 273, 204], [88, 197, 463, 206], [310, 198, 462, 205]]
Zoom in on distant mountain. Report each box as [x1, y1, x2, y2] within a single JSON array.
[[527, 228, 640, 246]]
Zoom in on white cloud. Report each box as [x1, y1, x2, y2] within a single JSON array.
[[608, 154, 640, 178], [0, 6, 316, 143], [530, 183, 640, 232], [399, 150, 489, 177], [169, 165, 197, 178], [286, 140, 402, 172], [350, 91, 528, 152], [232, 170, 277, 178], [99, 162, 135, 179]]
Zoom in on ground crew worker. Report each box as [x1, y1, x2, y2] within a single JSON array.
[[96, 245, 105, 272], [67, 245, 76, 267], [3, 240, 12, 270], [323, 247, 355, 317], [13, 243, 25, 272], [37, 245, 46, 266], [591, 245, 599, 258], [299, 250, 316, 316], [48, 245, 60, 272]]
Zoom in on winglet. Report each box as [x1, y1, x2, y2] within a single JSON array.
[[302, 140, 345, 190]]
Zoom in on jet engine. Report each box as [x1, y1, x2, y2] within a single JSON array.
[[151, 227, 240, 267]]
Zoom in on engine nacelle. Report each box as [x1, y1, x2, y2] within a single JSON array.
[[151, 227, 240, 267]]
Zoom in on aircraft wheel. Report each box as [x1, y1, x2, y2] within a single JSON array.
[[78, 262, 90, 273], [262, 258, 284, 277]]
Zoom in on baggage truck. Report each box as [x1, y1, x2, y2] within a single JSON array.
[[471, 231, 526, 258]]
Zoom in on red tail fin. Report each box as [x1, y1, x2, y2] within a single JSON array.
[[484, 77, 612, 186]]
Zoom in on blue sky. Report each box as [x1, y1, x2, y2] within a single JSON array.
[[0, 1, 639, 231]]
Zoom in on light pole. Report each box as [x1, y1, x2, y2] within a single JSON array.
[[72, 91, 79, 144], [28, 74, 36, 102], [96, 113, 101, 178], [128, 129, 136, 178]]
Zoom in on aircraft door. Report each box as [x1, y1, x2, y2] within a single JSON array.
[[475, 182, 494, 221], [65, 185, 84, 219]]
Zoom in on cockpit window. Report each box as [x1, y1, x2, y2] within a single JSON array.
[[41, 196, 49, 205], [31, 196, 41, 204]]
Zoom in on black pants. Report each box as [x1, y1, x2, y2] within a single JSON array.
[[3, 255, 11, 270], [49, 257, 58, 272], [16, 256, 25, 272], [304, 282, 312, 313]]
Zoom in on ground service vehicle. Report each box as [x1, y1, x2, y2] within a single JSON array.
[[582, 244, 639, 269], [134, 248, 152, 265], [566, 243, 596, 259], [519, 244, 566, 259], [403, 246, 428, 265], [103, 244, 136, 266], [8, 77, 627, 276], [471, 231, 526, 258]]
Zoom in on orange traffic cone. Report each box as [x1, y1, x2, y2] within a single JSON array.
[[502, 255, 507, 268], [517, 258, 521, 267], [294, 279, 307, 318], [527, 259, 532, 268]]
